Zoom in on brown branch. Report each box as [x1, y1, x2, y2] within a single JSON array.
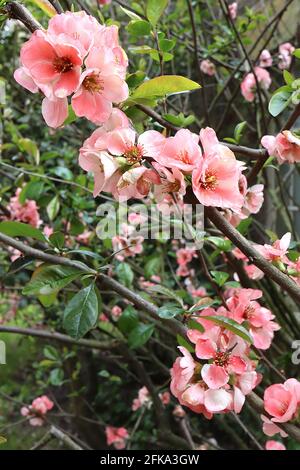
[[5, 2, 42, 32], [206, 207, 300, 305], [0, 232, 187, 337], [0, 325, 120, 350], [50, 426, 83, 450]]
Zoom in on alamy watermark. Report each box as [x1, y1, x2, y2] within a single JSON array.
[[95, 201, 205, 248], [0, 340, 6, 364]]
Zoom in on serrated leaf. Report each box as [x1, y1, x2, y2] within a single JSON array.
[[146, 0, 169, 27], [63, 283, 98, 339], [116, 262, 134, 288], [210, 271, 229, 286], [128, 323, 154, 349], [0, 221, 47, 242], [148, 284, 184, 307], [127, 20, 151, 36], [176, 334, 194, 353], [23, 264, 82, 295], [157, 303, 184, 319], [131, 75, 201, 100], [201, 315, 253, 343]]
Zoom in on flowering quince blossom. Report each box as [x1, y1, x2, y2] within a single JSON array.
[[278, 42, 295, 70], [105, 426, 129, 450], [8, 188, 42, 228], [112, 220, 144, 261], [254, 232, 291, 264], [232, 248, 264, 280], [150, 129, 202, 172], [98, 0, 112, 5], [192, 128, 245, 210], [265, 440, 286, 450], [263, 378, 300, 424], [14, 11, 128, 128], [228, 2, 238, 20], [131, 387, 170, 411], [21, 395, 54, 427], [200, 59, 216, 76], [240, 67, 271, 102], [176, 247, 197, 277], [225, 288, 280, 350], [261, 131, 300, 164], [259, 49, 273, 68], [261, 415, 288, 438]]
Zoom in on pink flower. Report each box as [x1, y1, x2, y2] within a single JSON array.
[[21, 395, 54, 427], [8, 188, 42, 228], [243, 184, 264, 216], [226, 288, 280, 350], [98, 0, 112, 5], [14, 67, 39, 93], [47, 11, 101, 58], [132, 386, 151, 411], [261, 131, 300, 164], [105, 426, 129, 450], [192, 127, 244, 210], [152, 163, 186, 202], [264, 378, 300, 423], [72, 48, 128, 124], [200, 59, 216, 76], [151, 129, 202, 172], [278, 42, 295, 70], [265, 440, 286, 450], [43, 225, 54, 238], [160, 391, 171, 405], [76, 229, 92, 245], [241, 67, 271, 102], [20, 30, 82, 99], [228, 2, 238, 20], [173, 405, 186, 418], [255, 232, 291, 263], [111, 305, 122, 318], [261, 415, 288, 438], [259, 49, 273, 68]]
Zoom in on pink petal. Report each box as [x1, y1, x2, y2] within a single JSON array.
[[42, 97, 68, 128], [204, 388, 232, 412], [201, 364, 229, 389]]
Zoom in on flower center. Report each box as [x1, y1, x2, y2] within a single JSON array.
[[244, 305, 255, 319], [214, 351, 230, 367], [176, 150, 191, 164], [162, 180, 181, 193], [123, 145, 143, 164], [83, 74, 104, 93], [200, 171, 218, 190], [53, 56, 73, 73]]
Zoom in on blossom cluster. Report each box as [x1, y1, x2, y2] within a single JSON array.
[[15, 11, 128, 128], [170, 286, 281, 417], [131, 386, 170, 411], [21, 395, 54, 426]]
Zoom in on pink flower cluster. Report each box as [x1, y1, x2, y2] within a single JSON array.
[[112, 212, 147, 261], [200, 59, 216, 77], [176, 247, 197, 277], [105, 425, 129, 450], [8, 188, 42, 228], [261, 131, 300, 164], [21, 395, 54, 426], [262, 378, 300, 439], [80, 117, 250, 214], [132, 386, 170, 411], [15, 11, 128, 128], [241, 67, 271, 102], [278, 42, 295, 70]]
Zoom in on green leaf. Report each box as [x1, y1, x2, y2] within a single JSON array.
[[0, 436, 7, 445], [159, 38, 176, 52], [128, 323, 154, 349], [117, 305, 139, 333], [64, 105, 77, 125], [51, 166, 73, 181], [19, 181, 44, 203], [49, 368, 64, 386], [126, 71, 146, 88], [148, 284, 184, 307], [210, 271, 229, 286], [18, 138, 40, 165], [188, 299, 220, 313], [236, 217, 252, 235], [268, 90, 291, 117], [23, 264, 82, 295], [43, 345, 59, 361], [144, 255, 161, 278], [146, 0, 169, 27], [234, 121, 247, 144], [201, 315, 253, 343], [8, 256, 34, 274], [0, 221, 47, 242], [131, 75, 201, 100], [47, 195, 60, 221], [63, 283, 98, 339], [116, 262, 134, 288], [49, 231, 65, 250], [176, 334, 194, 353], [187, 318, 205, 333], [293, 48, 300, 59], [207, 236, 232, 251], [127, 19, 151, 36], [283, 70, 295, 85], [157, 303, 184, 319]]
